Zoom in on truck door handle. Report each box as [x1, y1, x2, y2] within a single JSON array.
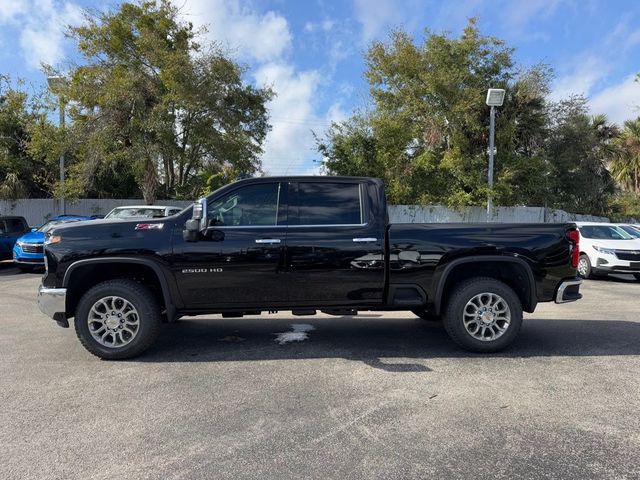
[[353, 237, 377, 243], [255, 238, 281, 244]]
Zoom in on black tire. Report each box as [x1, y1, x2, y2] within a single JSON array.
[[74, 279, 161, 360], [577, 254, 592, 279], [442, 277, 523, 353], [17, 264, 34, 273], [411, 308, 441, 322], [634, 274, 640, 281]]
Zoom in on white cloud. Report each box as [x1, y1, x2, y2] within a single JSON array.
[[253, 63, 323, 174], [353, 0, 406, 43], [590, 75, 640, 126], [0, 0, 27, 23], [0, 0, 83, 69], [550, 55, 611, 101], [304, 19, 335, 33], [179, 0, 338, 176], [501, 0, 563, 29], [180, 0, 292, 63]]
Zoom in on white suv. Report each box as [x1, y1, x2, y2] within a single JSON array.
[[576, 222, 640, 280]]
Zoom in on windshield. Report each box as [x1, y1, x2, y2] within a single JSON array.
[[106, 207, 166, 219], [619, 225, 640, 238], [579, 225, 636, 240], [38, 219, 82, 233]]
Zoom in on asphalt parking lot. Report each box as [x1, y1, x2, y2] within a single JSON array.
[[1, 261, 639, 480]]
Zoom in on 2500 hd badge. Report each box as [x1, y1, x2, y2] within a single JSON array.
[[181, 268, 223, 274]]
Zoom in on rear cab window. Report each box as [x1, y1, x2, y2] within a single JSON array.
[[291, 182, 364, 226]]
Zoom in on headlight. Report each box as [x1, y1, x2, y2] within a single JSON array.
[[16, 240, 25, 247], [45, 234, 61, 245], [594, 246, 615, 255]]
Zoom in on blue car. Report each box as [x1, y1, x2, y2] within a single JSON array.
[[13, 215, 96, 271]]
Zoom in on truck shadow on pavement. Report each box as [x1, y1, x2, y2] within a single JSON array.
[[139, 316, 640, 372]]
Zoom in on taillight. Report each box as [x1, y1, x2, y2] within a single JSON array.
[[567, 229, 580, 268]]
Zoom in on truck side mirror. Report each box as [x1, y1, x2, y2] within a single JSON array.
[[183, 198, 208, 242]]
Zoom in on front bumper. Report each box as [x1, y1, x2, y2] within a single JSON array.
[[13, 246, 44, 264], [555, 278, 582, 304], [37, 285, 68, 327]]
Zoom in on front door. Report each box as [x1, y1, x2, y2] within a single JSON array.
[[172, 182, 288, 308]]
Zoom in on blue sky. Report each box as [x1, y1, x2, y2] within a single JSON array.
[[1, 0, 640, 176]]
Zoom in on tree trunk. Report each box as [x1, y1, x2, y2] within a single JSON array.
[[142, 156, 158, 205]]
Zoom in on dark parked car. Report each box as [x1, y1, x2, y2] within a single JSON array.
[[0, 216, 30, 260], [37, 176, 582, 359]]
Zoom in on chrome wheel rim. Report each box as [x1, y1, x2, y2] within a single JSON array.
[[88, 296, 140, 348], [577, 258, 588, 276], [463, 292, 511, 342]]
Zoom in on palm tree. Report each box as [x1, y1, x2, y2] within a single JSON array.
[[611, 117, 640, 195]]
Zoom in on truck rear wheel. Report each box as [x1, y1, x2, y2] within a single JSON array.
[[74, 279, 161, 360], [443, 277, 522, 353]]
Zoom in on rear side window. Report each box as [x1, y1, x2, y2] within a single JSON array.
[[295, 182, 362, 225]]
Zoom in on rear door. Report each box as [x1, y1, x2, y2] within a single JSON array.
[[172, 182, 289, 307], [285, 180, 385, 306]]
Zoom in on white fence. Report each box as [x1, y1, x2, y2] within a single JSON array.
[[0, 198, 609, 227], [0, 199, 192, 226], [388, 205, 609, 224]]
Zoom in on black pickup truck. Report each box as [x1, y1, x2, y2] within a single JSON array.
[[37, 176, 582, 359]]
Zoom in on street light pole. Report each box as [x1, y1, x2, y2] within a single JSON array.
[[58, 97, 66, 215], [485, 88, 505, 222], [47, 75, 67, 215], [487, 104, 495, 218]]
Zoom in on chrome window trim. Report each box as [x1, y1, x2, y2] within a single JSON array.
[[358, 184, 364, 224], [206, 224, 287, 230], [206, 223, 369, 230], [275, 183, 281, 226], [289, 222, 369, 228]]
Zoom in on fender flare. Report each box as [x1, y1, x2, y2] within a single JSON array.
[[63, 257, 177, 320], [433, 255, 537, 315]]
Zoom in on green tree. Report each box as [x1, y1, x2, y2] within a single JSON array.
[[318, 19, 553, 207], [546, 98, 616, 215], [610, 117, 640, 195], [0, 76, 56, 199], [52, 0, 271, 203], [317, 20, 617, 216]]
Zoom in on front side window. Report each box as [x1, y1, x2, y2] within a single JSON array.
[[295, 182, 362, 226], [208, 183, 280, 227]]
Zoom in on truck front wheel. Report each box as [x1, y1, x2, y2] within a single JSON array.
[[443, 277, 523, 353], [74, 279, 162, 360]]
